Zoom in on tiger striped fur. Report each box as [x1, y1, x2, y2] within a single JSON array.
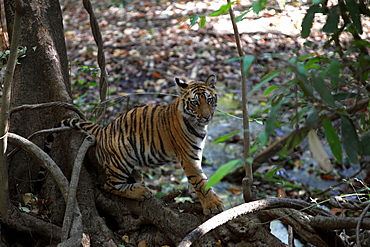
[[54, 75, 224, 215]]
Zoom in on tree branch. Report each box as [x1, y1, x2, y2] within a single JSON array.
[[82, 0, 108, 123], [0, 0, 24, 219], [227, 0, 255, 202], [7, 132, 88, 245], [6, 206, 62, 242], [310, 215, 370, 229], [178, 197, 334, 247], [10, 102, 86, 120], [7, 126, 72, 159], [62, 135, 95, 243], [253, 97, 370, 165], [7, 133, 70, 198]]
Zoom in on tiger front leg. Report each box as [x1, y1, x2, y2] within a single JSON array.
[[183, 160, 224, 215], [104, 167, 152, 201]]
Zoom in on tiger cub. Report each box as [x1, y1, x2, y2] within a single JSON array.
[[55, 75, 224, 215]]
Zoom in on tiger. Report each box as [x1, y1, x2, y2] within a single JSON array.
[[49, 74, 224, 215]]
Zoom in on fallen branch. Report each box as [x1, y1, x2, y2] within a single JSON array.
[[61, 135, 95, 243], [177, 197, 334, 247], [7, 132, 89, 245], [266, 208, 331, 247], [356, 203, 370, 247], [310, 215, 370, 229], [7, 132, 70, 198], [6, 206, 62, 242]]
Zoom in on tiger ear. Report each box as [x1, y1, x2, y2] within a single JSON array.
[[175, 78, 188, 89], [205, 74, 216, 88]]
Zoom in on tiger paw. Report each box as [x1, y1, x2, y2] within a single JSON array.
[[105, 182, 153, 201], [130, 183, 153, 201], [202, 193, 225, 215]]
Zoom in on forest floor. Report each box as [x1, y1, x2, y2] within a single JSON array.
[[61, 0, 370, 221]]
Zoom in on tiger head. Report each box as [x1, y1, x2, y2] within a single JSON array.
[[175, 75, 218, 126]]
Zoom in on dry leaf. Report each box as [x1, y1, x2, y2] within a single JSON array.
[[307, 129, 332, 172], [138, 240, 147, 247]]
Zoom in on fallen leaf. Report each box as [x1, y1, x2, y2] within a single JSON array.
[[308, 129, 332, 172], [225, 187, 241, 195], [138, 240, 147, 247], [152, 71, 161, 79]]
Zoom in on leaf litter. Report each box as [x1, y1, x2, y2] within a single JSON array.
[[59, 0, 370, 208]]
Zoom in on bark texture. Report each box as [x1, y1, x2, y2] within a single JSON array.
[[5, 0, 75, 211]]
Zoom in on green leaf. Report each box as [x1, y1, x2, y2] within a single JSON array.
[[301, 4, 322, 38], [264, 165, 283, 178], [199, 16, 206, 28], [264, 85, 279, 96], [243, 55, 255, 77], [85, 82, 98, 87], [323, 5, 340, 33], [210, 2, 234, 17], [265, 98, 283, 136], [333, 92, 358, 101], [227, 55, 255, 77], [19, 207, 30, 213], [258, 131, 268, 146], [234, 9, 251, 22], [328, 59, 340, 87], [341, 116, 359, 165], [189, 15, 199, 27], [252, 0, 266, 14], [205, 159, 243, 190], [310, 71, 336, 107], [306, 108, 319, 128], [359, 134, 370, 156], [292, 64, 313, 97], [322, 116, 342, 163], [345, 0, 363, 34], [154, 192, 165, 198], [280, 128, 309, 155], [248, 70, 281, 96], [214, 129, 249, 144]]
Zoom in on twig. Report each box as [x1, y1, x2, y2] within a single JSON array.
[[7, 133, 70, 198], [0, 0, 24, 219], [177, 197, 334, 247], [10, 102, 86, 120], [82, 0, 108, 123], [62, 135, 95, 242], [227, 0, 254, 202], [356, 203, 370, 247], [6, 206, 62, 242], [7, 126, 72, 159], [7, 132, 84, 245], [310, 215, 370, 229]]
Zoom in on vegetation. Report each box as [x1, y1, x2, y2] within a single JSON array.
[[207, 0, 370, 193], [1, 0, 370, 246]]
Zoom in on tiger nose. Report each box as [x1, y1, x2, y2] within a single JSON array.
[[203, 115, 211, 120]]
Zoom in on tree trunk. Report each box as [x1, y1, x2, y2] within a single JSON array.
[[4, 0, 79, 231]]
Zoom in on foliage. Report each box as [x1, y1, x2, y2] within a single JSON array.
[[205, 0, 370, 188], [0, 46, 27, 68], [71, 63, 101, 116]]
